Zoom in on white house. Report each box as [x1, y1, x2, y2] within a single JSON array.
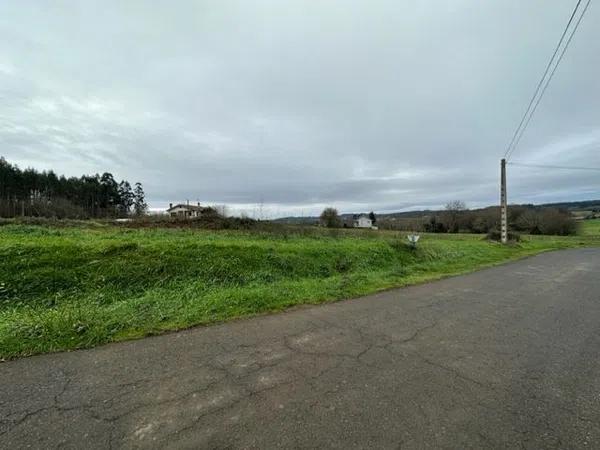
[[166, 202, 204, 218], [353, 214, 377, 229]]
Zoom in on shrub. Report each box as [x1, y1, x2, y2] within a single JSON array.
[[538, 209, 577, 236], [320, 207, 341, 228], [514, 210, 542, 234], [486, 229, 521, 242], [512, 208, 576, 236]]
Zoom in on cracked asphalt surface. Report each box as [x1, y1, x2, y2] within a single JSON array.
[[2, 248, 600, 449]]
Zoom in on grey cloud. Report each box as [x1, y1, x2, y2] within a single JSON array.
[[0, 0, 598, 216]]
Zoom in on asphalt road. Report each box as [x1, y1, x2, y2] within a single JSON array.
[[2, 248, 600, 449]]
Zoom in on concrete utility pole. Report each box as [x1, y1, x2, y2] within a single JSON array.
[[500, 158, 508, 244]]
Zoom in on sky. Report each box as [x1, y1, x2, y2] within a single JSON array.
[[1, 0, 598, 218]]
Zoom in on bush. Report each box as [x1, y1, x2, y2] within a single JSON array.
[[514, 210, 542, 234], [423, 216, 447, 233], [320, 207, 341, 228], [121, 214, 259, 230], [486, 229, 521, 242], [512, 208, 576, 236], [538, 209, 577, 235]]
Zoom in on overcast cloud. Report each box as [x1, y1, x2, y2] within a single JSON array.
[[1, 0, 598, 217]]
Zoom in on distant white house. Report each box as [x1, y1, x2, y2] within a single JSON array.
[[166, 202, 204, 218], [353, 214, 377, 229]]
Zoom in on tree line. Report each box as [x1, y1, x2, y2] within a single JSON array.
[[379, 201, 577, 236], [318, 202, 577, 236], [0, 157, 147, 219]]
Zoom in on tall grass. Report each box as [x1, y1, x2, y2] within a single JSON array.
[[0, 224, 596, 359]]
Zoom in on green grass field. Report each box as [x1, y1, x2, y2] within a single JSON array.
[[581, 218, 600, 236], [1, 223, 598, 359]]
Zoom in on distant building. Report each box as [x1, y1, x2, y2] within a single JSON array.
[[353, 214, 377, 229], [166, 202, 205, 218]]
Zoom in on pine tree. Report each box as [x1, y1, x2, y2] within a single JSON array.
[[100, 172, 119, 216], [133, 182, 147, 216], [117, 181, 134, 217], [0, 157, 144, 219]]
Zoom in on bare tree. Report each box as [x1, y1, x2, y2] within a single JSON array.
[[445, 200, 467, 211], [443, 200, 467, 233]]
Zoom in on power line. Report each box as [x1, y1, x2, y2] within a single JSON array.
[[506, 0, 592, 161], [503, 0, 582, 160], [504, 0, 592, 161], [508, 161, 600, 171]]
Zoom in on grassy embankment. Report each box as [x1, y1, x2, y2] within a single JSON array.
[[1, 221, 598, 359]]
